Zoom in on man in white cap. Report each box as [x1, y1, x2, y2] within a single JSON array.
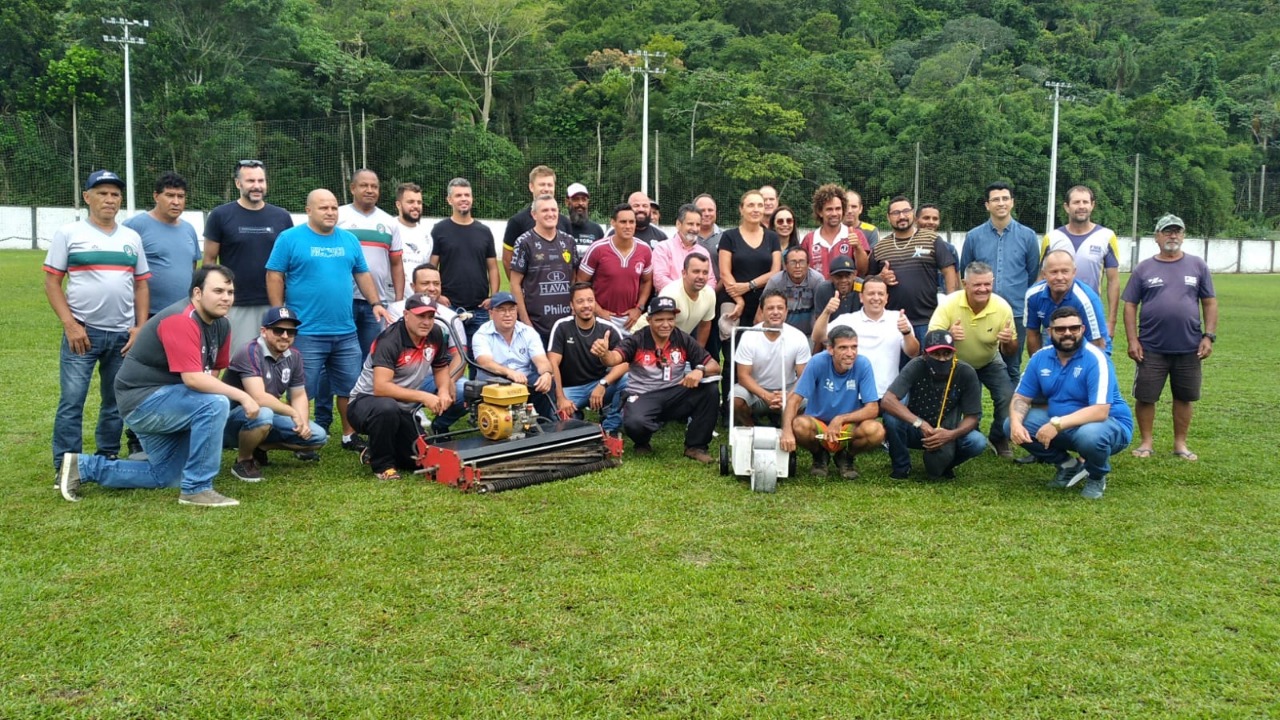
[[565, 182, 605, 260]]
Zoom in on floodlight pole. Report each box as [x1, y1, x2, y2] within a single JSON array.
[[103, 17, 149, 214], [629, 50, 666, 199], [1044, 81, 1073, 235]]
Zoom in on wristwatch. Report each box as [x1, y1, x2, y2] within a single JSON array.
[[912, 418, 923, 429], [694, 364, 707, 373], [1050, 416, 1063, 430], [748, 280, 758, 291], [1203, 332, 1216, 343], [598, 378, 609, 387]]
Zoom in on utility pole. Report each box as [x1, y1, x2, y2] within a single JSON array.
[[629, 50, 666, 199], [103, 16, 149, 215], [1044, 80, 1073, 236]]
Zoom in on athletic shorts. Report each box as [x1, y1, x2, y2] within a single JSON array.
[[1132, 351, 1201, 403]]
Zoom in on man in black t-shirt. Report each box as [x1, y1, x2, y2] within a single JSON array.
[[565, 182, 605, 260], [202, 160, 296, 350], [347, 294, 454, 481], [549, 283, 628, 434], [430, 177, 500, 344], [591, 296, 720, 462], [880, 329, 987, 480], [502, 165, 573, 273]]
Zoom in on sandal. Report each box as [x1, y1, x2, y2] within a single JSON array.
[[1131, 447, 1153, 458], [1172, 450, 1198, 462]]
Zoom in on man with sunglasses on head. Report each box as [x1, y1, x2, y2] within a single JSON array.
[[220, 306, 328, 482], [1009, 306, 1133, 500], [203, 159, 295, 351], [881, 329, 986, 481]]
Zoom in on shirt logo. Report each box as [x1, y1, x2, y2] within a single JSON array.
[[311, 246, 346, 258], [539, 270, 571, 296], [1040, 368, 1053, 376], [1073, 367, 1082, 378], [912, 247, 931, 258], [1145, 277, 1164, 288], [824, 378, 836, 392], [1184, 276, 1197, 286], [280, 367, 291, 384]]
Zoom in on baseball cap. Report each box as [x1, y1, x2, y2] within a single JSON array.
[[1154, 214, 1185, 232], [404, 293, 439, 316], [924, 329, 956, 353], [566, 182, 590, 198], [85, 169, 125, 190], [490, 291, 517, 308], [261, 306, 303, 328], [647, 296, 681, 316], [828, 255, 857, 275]]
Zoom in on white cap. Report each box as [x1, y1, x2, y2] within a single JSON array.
[[566, 182, 590, 198]]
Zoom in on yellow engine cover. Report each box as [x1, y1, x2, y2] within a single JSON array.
[[480, 383, 530, 407], [477, 403, 515, 441]]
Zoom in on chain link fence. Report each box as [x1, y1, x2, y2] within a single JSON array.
[[2, 111, 1277, 240]]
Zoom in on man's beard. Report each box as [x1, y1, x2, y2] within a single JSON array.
[[635, 212, 651, 230], [400, 210, 420, 224], [570, 208, 589, 225], [1050, 334, 1080, 353]]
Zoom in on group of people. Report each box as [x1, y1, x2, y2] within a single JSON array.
[[46, 162, 1217, 506]]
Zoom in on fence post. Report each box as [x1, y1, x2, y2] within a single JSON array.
[[913, 142, 920, 210], [1130, 153, 1140, 269], [31, 206, 37, 250]]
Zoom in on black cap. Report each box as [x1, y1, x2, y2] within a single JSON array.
[[84, 169, 125, 190], [647, 296, 681, 315], [924, 329, 956, 352], [828, 255, 856, 275], [261, 306, 303, 327]]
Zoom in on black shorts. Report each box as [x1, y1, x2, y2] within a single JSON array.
[[1132, 351, 1202, 403]]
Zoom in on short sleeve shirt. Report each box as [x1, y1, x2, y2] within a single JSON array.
[[548, 317, 618, 387], [1017, 344, 1133, 431], [830, 309, 909, 397], [337, 204, 402, 303], [1121, 254, 1215, 354], [1043, 225, 1119, 296], [579, 239, 653, 315], [124, 213, 199, 313], [349, 321, 451, 410], [265, 224, 369, 336], [928, 290, 1014, 369], [472, 321, 546, 381], [43, 220, 151, 331], [432, 219, 496, 309], [615, 328, 711, 395], [886, 357, 983, 430], [792, 351, 879, 422], [1024, 279, 1111, 354], [867, 230, 957, 323], [222, 336, 307, 405], [511, 228, 578, 338], [114, 301, 230, 418], [732, 323, 812, 393], [763, 269, 825, 336], [203, 201, 295, 305]]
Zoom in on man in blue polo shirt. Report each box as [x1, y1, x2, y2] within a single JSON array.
[[1023, 249, 1111, 356], [265, 188, 390, 453], [960, 182, 1040, 385], [1008, 306, 1133, 500], [781, 324, 883, 479]]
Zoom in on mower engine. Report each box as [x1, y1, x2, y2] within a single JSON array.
[[467, 380, 539, 441]]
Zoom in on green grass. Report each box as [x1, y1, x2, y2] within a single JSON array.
[[3, 249, 1279, 718]]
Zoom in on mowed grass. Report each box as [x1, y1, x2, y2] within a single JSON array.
[[2, 249, 1278, 718]]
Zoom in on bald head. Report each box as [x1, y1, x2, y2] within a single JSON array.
[[628, 191, 653, 229], [305, 189, 340, 233]]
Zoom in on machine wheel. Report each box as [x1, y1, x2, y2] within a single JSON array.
[[788, 452, 797, 477], [750, 456, 778, 493], [719, 444, 730, 476]]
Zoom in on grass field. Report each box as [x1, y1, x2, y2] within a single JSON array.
[[2, 249, 1278, 718]]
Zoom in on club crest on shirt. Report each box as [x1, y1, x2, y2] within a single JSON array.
[[280, 367, 291, 384], [1184, 276, 1197, 286]]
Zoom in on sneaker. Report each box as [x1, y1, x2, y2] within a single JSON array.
[[252, 447, 270, 467], [93, 449, 119, 461], [59, 453, 82, 502], [294, 450, 321, 462], [342, 435, 368, 453], [991, 438, 1013, 459], [1048, 458, 1088, 489], [683, 447, 713, 464], [810, 449, 829, 476], [375, 468, 402, 481], [833, 450, 860, 480], [178, 489, 240, 507], [1080, 474, 1107, 500], [231, 459, 263, 482]]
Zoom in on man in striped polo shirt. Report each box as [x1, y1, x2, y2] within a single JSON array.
[[44, 169, 151, 471]]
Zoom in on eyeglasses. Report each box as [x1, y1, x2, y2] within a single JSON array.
[[1159, 227, 1184, 235], [237, 159, 263, 168], [267, 326, 297, 337], [1049, 324, 1084, 334], [888, 208, 913, 217], [786, 259, 808, 266], [774, 218, 794, 225]]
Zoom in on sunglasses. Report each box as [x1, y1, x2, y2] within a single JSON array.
[[237, 159, 263, 168], [1050, 324, 1084, 334], [267, 326, 297, 337]]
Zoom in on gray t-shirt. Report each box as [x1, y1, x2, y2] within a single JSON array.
[[763, 269, 825, 336], [1121, 254, 1215, 354]]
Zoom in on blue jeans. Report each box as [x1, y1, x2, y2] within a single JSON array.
[[974, 359, 1013, 443], [1006, 408, 1133, 478], [884, 413, 987, 477], [295, 332, 363, 430], [353, 299, 384, 357], [222, 405, 328, 450], [562, 377, 627, 432], [1001, 315, 1027, 386], [53, 325, 129, 468], [78, 384, 230, 494]]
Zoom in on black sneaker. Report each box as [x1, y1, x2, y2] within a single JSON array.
[[342, 435, 368, 453], [294, 450, 321, 462], [252, 447, 270, 467], [810, 449, 829, 476], [231, 459, 264, 482]]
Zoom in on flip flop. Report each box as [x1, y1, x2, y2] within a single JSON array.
[[1131, 447, 1153, 458], [1172, 450, 1198, 461]]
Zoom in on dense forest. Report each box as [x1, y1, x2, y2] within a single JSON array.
[[2, 0, 1278, 235]]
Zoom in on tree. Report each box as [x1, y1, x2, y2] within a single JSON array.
[[397, 0, 549, 128]]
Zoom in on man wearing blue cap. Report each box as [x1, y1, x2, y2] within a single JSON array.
[[220, 306, 328, 481], [45, 169, 151, 472]]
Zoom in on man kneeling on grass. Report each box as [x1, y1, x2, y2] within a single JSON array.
[[347, 294, 454, 481], [219, 306, 328, 482], [1007, 306, 1133, 500], [591, 295, 721, 463], [59, 265, 253, 507], [781, 324, 883, 479]]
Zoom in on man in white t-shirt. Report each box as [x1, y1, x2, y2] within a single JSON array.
[[731, 290, 811, 427], [819, 275, 919, 397], [393, 182, 432, 292]]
